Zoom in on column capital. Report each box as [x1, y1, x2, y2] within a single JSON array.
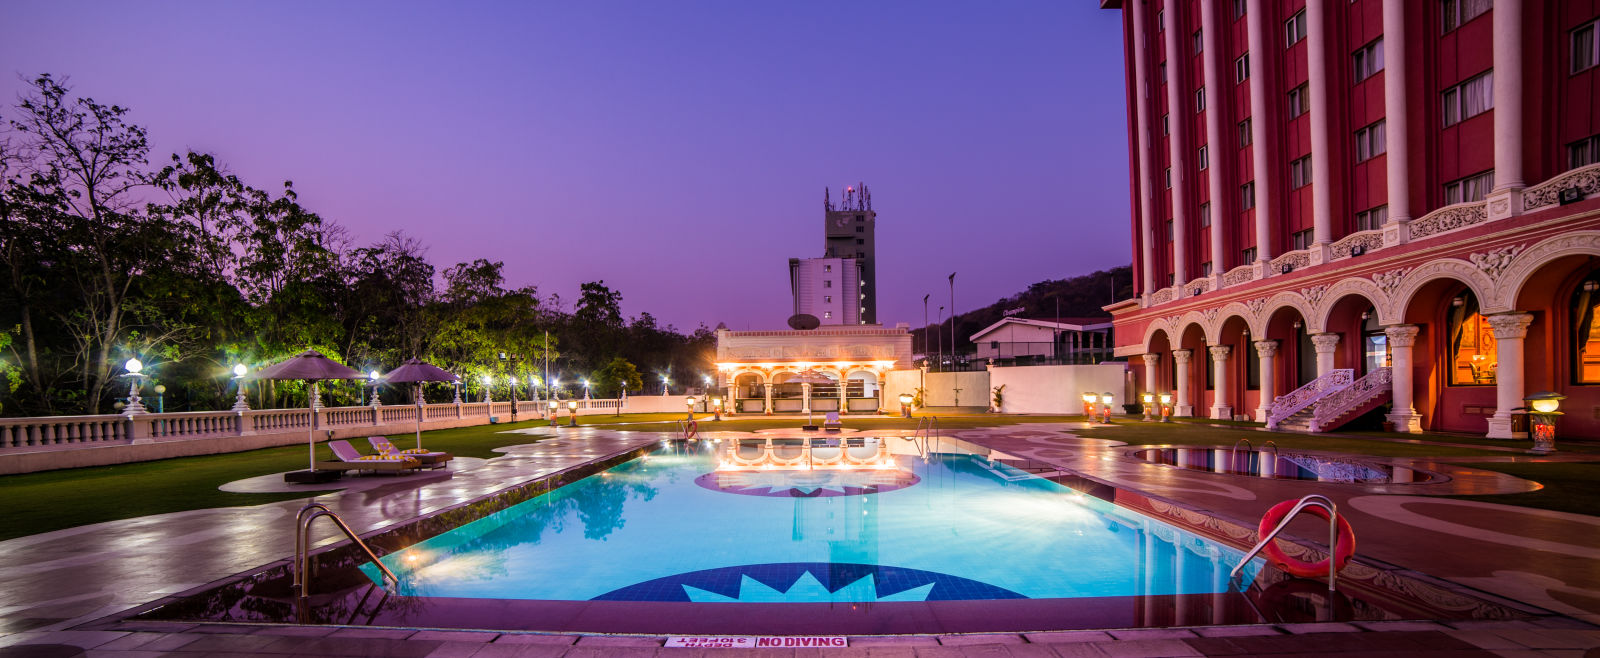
[[1383, 324, 1422, 346], [1171, 349, 1194, 364], [1487, 312, 1535, 340], [1208, 345, 1232, 360], [1253, 339, 1279, 357], [1142, 352, 1162, 366], [1310, 332, 1341, 354]]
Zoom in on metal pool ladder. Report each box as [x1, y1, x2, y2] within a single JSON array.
[[914, 415, 940, 461], [293, 502, 398, 600], [1229, 494, 1342, 592]]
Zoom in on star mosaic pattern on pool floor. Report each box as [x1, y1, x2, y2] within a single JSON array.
[[593, 562, 1025, 602], [693, 469, 920, 497]]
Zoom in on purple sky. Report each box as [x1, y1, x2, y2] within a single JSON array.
[[0, 1, 1131, 331]]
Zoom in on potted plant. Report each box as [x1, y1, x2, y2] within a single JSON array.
[[991, 384, 1006, 413]]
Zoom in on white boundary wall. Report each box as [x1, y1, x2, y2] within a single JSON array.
[[989, 364, 1129, 414]]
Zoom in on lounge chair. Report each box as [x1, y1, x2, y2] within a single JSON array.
[[315, 440, 422, 475], [823, 412, 842, 432], [367, 436, 452, 469]]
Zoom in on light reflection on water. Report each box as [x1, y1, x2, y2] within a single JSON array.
[[366, 441, 1261, 602]]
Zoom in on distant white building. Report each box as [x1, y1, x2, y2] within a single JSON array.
[[716, 325, 912, 414], [789, 257, 863, 325], [968, 317, 1115, 364]]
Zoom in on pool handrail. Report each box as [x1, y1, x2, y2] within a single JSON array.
[[1228, 494, 1342, 592], [914, 415, 940, 461], [1230, 438, 1252, 472], [293, 502, 398, 600]]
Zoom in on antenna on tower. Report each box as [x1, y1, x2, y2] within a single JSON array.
[[825, 187, 832, 211]]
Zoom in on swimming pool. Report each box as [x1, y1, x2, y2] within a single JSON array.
[[366, 439, 1262, 603]]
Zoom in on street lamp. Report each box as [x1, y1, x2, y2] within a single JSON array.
[[685, 396, 696, 421], [231, 363, 251, 412], [898, 393, 914, 418], [1100, 392, 1114, 423], [1142, 393, 1154, 421], [1159, 393, 1173, 422], [153, 384, 167, 413], [568, 400, 578, 427], [1081, 392, 1096, 418], [369, 370, 382, 407], [481, 374, 493, 404], [509, 376, 519, 420], [548, 400, 558, 426], [122, 358, 148, 415], [582, 378, 591, 399], [661, 375, 670, 395], [1525, 392, 1566, 454], [618, 380, 627, 416], [712, 397, 722, 421]]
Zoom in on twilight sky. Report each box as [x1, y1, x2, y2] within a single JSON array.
[[0, 1, 1131, 331]]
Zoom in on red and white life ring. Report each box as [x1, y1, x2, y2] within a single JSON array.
[[683, 420, 698, 440], [1257, 499, 1356, 579]]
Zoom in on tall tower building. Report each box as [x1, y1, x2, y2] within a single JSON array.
[[823, 183, 877, 324]]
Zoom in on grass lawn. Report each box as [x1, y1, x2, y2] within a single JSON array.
[[1450, 461, 1600, 516], [0, 419, 559, 542], [1070, 420, 1506, 458]]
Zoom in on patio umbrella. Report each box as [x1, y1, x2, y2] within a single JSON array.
[[383, 358, 460, 450], [790, 369, 835, 427], [255, 349, 365, 474]]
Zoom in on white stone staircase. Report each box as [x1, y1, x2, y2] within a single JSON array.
[[1266, 368, 1392, 433]]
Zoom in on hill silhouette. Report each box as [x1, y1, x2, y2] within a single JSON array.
[[913, 265, 1134, 358]]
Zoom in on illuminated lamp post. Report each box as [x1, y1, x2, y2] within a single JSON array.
[[582, 378, 591, 400], [1142, 393, 1154, 422], [618, 381, 627, 416], [568, 400, 578, 427], [1081, 392, 1096, 419], [685, 396, 696, 421], [548, 400, 558, 427], [369, 370, 382, 407], [899, 393, 914, 418], [231, 364, 251, 412], [153, 384, 166, 413], [1159, 393, 1173, 422], [122, 358, 148, 415], [1100, 392, 1113, 423], [712, 397, 722, 421], [1525, 392, 1565, 455], [661, 375, 670, 395], [481, 375, 492, 404], [509, 376, 518, 421]]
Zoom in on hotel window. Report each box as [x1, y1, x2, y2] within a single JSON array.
[[1246, 337, 1260, 389], [1162, 113, 1169, 135], [1194, 29, 1204, 54], [1288, 84, 1310, 118], [1201, 261, 1213, 276], [823, 264, 831, 272], [1570, 134, 1600, 170], [855, 238, 863, 245], [1242, 246, 1257, 263], [1196, 87, 1206, 113], [824, 311, 832, 319], [1233, 0, 1247, 20], [1157, 9, 1164, 30], [824, 279, 833, 288], [1290, 155, 1312, 189], [1198, 145, 1209, 170], [1235, 53, 1250, 82], [1291, 228, 1313, 250], [1575, 20, 1599, 73], [855, 251, 864, 258], [824, 296, 832, 303], [1240, 181, 1256, 209], [1447, 290, 1494, 386], [854, 225, 863, 233], [1571, 273, 1600, 383], [1165, 219, 1174, 241], [1160, 62, 1167, 83], [1442, 0, 1492, 34], [1356, 205, 1388, 231], [855, 214, 864, 222], [1442, 70, 1493, 127], [1165, 167, 1172, 189], [1285, 10, 1307, 46], [1355, 120, 1387, 162], [1239, 118, 1252, 147], [1353, 38, 1384, 82], [1200, 202, 1211, 227], [1445, 170, 1495, 204]]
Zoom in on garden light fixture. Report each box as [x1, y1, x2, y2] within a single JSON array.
[[1524, 392, 1565, 454]]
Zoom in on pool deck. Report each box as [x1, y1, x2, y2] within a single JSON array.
[[3, 421, 1600, 655]]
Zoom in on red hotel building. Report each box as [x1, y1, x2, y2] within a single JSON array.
[[1100, 0, 1600, 438]]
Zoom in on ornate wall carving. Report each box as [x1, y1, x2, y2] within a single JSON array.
[[1523, 163, 1600, 211], [1408, 201, 1488, 240]]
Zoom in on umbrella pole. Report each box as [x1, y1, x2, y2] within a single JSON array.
[[415, 384, 423, 450], [307, 381, 318, 472]]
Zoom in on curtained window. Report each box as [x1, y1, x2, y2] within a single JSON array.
[[1448, 291, 1496, 386], [1573, 275, 1600, 384]]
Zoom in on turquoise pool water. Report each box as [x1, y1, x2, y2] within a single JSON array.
[[368, 439, 1262, 603]]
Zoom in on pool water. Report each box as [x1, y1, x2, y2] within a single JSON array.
[[366, 439, 1262, 603]]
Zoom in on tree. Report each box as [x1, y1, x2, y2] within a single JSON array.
[[593, 357, 643, 399]]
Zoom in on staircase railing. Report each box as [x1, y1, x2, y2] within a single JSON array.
[[1309, 367, 1392, 432], [1266, 369, 1354, 430]]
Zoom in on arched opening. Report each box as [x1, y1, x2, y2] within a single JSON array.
[[1144, 328, 1173, 396], [734, 373, 764, 413], [810, 371, 843, 412], [1177, 323, 1206, 417], [1215, 315, 1251, 421], [1516, 253, 1600, 438], [769, 372, 803, 413], [846, 370, 880, 413], [1402, 277, 1493, 434], [1264, 305, 1312, 392], [1323, 292, 1384, 376]]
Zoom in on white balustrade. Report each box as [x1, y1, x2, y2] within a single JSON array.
[[1266, 369, 1355, 429], [1309, 367, 1391, 432], [0, 414, 129, 449]]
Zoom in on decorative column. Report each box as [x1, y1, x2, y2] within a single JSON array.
[[763, 373, 774, 415], [1487, 0, 1526, 220], [1381, 0, 1412, 242], [1143, 352, 1163, 399], [839, 373, 849, 415], [1384, 325, 1422, 432], [802, 383, 812, 415], [1306, 0, 1334, 263], [1163, 0, 1192, 285], [1173, 349, 1195, 417], [1200, 0, 1228, 287], [1131, 0, 1159, 296], [1246, 0, 1277, 270], [1253, 340, 1279, 422], [726, 381, 737, 416], [1311, 333, 1341, 377], [1209, 345, 1233, 420], [1487, 313, 1535, 439]]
